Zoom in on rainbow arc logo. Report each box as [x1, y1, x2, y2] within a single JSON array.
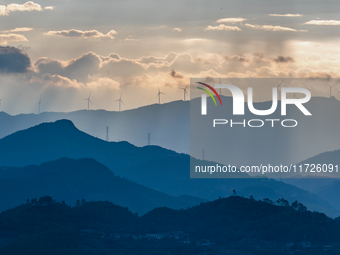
[[196, 82, 222, 106]]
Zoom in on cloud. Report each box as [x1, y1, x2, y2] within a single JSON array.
[[34, 52, 101, 82], [0, 33, 28, 44], [44, 6, 53, 10], [3, 27, 33, 33], [216, 18, 246, 23], [169, 69, 184, 79], [0, 1, 42, 16], [205, 25, 241, 31], [124, 38, 139, 41], [269, 14, 303, 17], [30, 74, 83, 88], [273, 56, 295, 63], [297, 71, 333, 79], [224, 54, 250, 62], [45, 29, 117, 39], [304, 20, 340, 25], [172, 28, 182, 32], [245, 23, 302, 32], [86, 77, 120, 89], [0, 46, 31, 73]]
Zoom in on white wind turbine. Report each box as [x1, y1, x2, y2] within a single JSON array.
[[38, 97, 43, 114], [277, 80, 284, 99], [328, 83, 336, 97], [84, 93, 92, 110], [219, 77, 222, 95], [180, 85, 188, 101], [116, 93, 124, 111], [157, 87, 165, 104]]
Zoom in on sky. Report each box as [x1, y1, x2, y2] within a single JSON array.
[[0, 0, 340, 114]]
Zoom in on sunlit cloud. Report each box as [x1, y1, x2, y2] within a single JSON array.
[[205, 24, 241, 31], [0, 1, 42, 16], [245, 23, 305, 32], [43, 6, 53, 10], [216, 17, 246, 23], [269, 14, 303, 17], [184, 38, 208, 42], [172, 27, 182, 32], [304, 20, 340, 25], [45, 29, 117, 39], [123, 38, 139, 41], [30, 74, 84, 88], [3, 27, 33, 33], [0, 34, 28, 44]]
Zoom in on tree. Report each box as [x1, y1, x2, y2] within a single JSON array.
[[39, 196, 53, 204], [291, 200, 299, 210], [263, 198, 274, 204], [276, 198, 289, 206], [232, 189, 236, 196], [76, 199, 80, 207], [249, 195, 254, 201], [81, 198, 86, 205]]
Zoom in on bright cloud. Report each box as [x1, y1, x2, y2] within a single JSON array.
[[216, 17, 246, 23], [45, 29, 118, 39], [304, 20, 340, 25], [0, 34, 28, 44], [205, 25, 241, 31], [30, 74, 84, 88], [4, 27, 33, 33], [245, 23, 302, 32], [172, 28, 182, 32], [0, 1, 42, 16], [269, 14, 303, 17], [44, 6, 53, 10]]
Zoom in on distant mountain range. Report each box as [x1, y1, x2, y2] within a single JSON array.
[[0, 119, 337, 217], [0, 158, 205, 215], [1, 96, 340, 167], [280, 149, 340, 211]]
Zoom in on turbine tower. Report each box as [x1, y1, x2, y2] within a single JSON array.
[[116, 93, 124, 111], [328, 84, 336, 97], [0, 98, 2, 109], [277, 80, 284, 99], [84, 93, 92, 110], [180, 85, 188, 101], [38, 97, 43, 114], [219, 77, 222, 95], [157, 87, 165, 104]]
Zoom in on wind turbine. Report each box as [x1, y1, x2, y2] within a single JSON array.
[[180, 85, 188, 101], [328, 84, 336, 97], [157, 87, 165, 104], [277, 80, 284, 99], [84, 93, 92, 110], [116, 93, 124, 111], [219, 77, 222, 95], [0, 99, 2, 109], [38, 97, 43, 114]]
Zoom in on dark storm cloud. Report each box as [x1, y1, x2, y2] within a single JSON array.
[[273, 56, 295, 63], [0, 46, 31, 73], [170, 69, 183, 79]]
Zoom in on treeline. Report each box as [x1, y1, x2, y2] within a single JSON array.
[[0, 195, 339, 254]]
